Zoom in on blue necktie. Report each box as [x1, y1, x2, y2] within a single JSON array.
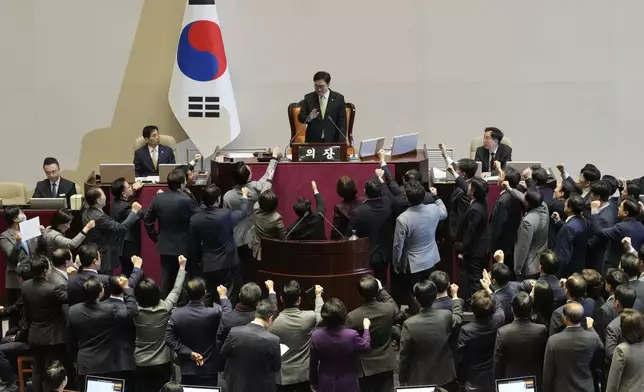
[[21, 239, 30, 256]]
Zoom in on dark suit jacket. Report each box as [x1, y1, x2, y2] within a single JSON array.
[[348, 184, 393, 266], [21, 276, 68, 346], [134, 144, 176, 177], [221, 323, 281, 392], [431, 295, 454, 311], [595, 296, 619, 343], [67, 288, 139, 375], [554, 216, 588, 278], [285, 193, 326, 241], [474, 143, 513, 173], [32, 177, 77, 202], [538, 274, 566, 306], [456, 301, 505, 389], [82, 206, 140, 271], [448, 175, 471, 240], [549, 298, 596, 336], [110, 198, 143, 258], [346, 290, 401, 377], [493, 319, 548, 387], [629, 279, 644, 313], [400, 299, 464, 386], [587, 205, 617, 270], [165, 299, 232, 375], [216, 307, 256, 371], [67, 268, 143, 307], [494, 282, 523, 325], [455, 199, 489, 259], [547, 198, 567, 249], [592, 217, 644, 269], [331, 199, 361, 240], [381, 164, 435, 219], [144, 189, 201, 256], [490, 190, 523, 257], [298, 91, 347, 143], [190, 206, 246, 273], [543, 326, 604, 392]]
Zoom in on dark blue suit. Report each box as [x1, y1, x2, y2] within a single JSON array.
[[537, 274, 566, 306], [554, 216, 588, 278], [133, 144, 176, 177], [164, 299, 232, 384], [592, 217, 644, 269], [494, 282, 523, 324], [587, 205, 618, 271]]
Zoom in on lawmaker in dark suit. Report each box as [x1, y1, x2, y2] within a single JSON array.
[[473, 127, 512, 174], [553, 194, 588, 278], [587, 181, 618, 272], [441, 152, 478, 240], [190, 184, 248, 301], [595, 270, 628, 344], [543, 302, 604, 392], [455, 177, 490, 301], [133, 125, 176, 177], [331, 176, 360, 240], [348, 176, 393, 284], [165, 277, 232, 386], [490, 168, 523, 274], [144, 170, 201, 297], [67, 277, 138, 392], [285, 181, 326, 241], [591, 198, 644, 271], [493, 292, 548, 388], [549, 273, 597, 336], [456, 287, 505, 391], [222, 300, 281, 392], [606, 309, 644, 392], [110, 178, 144, 277], [297, 71, 347, 143], [490, 264, 527, 324], [399, 280, 463, 391], [82, 187, 142, 273], [346, 276, 402, 392], [21, 256, 68, 392], [32, 157, 77, 204], [547, 181, 582, 249]]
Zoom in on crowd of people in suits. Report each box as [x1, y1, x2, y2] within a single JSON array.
[[2, 126, 644, 392]]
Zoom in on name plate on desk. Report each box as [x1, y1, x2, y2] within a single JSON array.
[[291, 143, 348, 162]]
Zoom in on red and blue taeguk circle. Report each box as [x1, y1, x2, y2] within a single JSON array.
[[177, 20, 228, 82]]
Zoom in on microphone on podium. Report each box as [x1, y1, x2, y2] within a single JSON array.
[[326, 116, 359, 161], [281, 105, 318, 162], [317, 211, 346, 240], [285, 211, 310, 239]]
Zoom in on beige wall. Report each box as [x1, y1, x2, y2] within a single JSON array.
[[1, 0, 644, 191]]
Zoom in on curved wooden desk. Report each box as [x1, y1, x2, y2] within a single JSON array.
[[258, 237, 371, 310]]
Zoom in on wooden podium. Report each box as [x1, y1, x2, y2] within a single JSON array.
[[257, 237, 372, 310]]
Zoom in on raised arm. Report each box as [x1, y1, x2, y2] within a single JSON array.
[[165, 257, 187, 307], [311, 181, 325, 216], [247, 151, 279, 193]]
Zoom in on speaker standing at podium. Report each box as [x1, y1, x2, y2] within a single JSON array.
[[297, 71, 347, 143]]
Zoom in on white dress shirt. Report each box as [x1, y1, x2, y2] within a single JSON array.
[[319, 90, 330, 139]]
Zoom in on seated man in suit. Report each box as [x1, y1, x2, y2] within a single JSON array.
[[297, 71, 347, 143], [543, 302, 604, 392], [286, 181, 326, 240], [32, 157, 77, 202], [474, 127, 512, 174], [134, 125, 176, 177]]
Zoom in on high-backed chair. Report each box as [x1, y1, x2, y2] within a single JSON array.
[[287, 102, 356, 154], [133, 135, 178, 157], [469, 135, 513, 159], [0, 183, 28, 205]]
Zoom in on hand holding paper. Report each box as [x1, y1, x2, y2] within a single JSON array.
[[19, 217, 42, 241]]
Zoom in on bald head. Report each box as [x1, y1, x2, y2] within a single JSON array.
[[563, 302, 584, 326]]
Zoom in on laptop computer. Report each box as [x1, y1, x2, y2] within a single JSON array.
[[158, 164, 177, 183], [29, 198, 67, 210], [391, 133, 419, 156], [506, 161, 542, 174], [358, 137, 385, 158], [99, 164, 135, 184], [182, 385, 222, 392], [85, 375, 125, 392], [496, 376, 537, 392], [395, 386, 437, 392]]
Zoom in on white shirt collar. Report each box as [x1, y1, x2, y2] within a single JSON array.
[[50, 178, 60, 187], [149, 145, 158, 153], [54, 267, 68, 279], [489, 145, 498, 155], [110, 295, 124, 302], [565, 215, 575, 223], [250, 320, 265, 328], [321, 90, 330, 100], [84, 269, 98, 274]]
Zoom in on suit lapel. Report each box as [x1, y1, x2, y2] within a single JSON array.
[[142, 147, 155, 170]]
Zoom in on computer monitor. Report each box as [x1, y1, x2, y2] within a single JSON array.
[[99, 164, 135, 184], [358, 137, 385, 158], [391, 133, 419, 156], [85, 375, 125, 392], [395, 386, 436, 392], [496, 376, 537, 392], [158, 164, 177, 183], [182, 385, 222, 392], [506, 161, 542, 174], [29, 198, 67, 210]]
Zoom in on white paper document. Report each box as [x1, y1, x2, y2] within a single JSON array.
[[19, 217, 41, 241], [280, 344, 289, 356]]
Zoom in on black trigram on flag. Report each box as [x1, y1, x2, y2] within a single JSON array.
[[188, 96, 220, 118], [189, 0, 215, 5]]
